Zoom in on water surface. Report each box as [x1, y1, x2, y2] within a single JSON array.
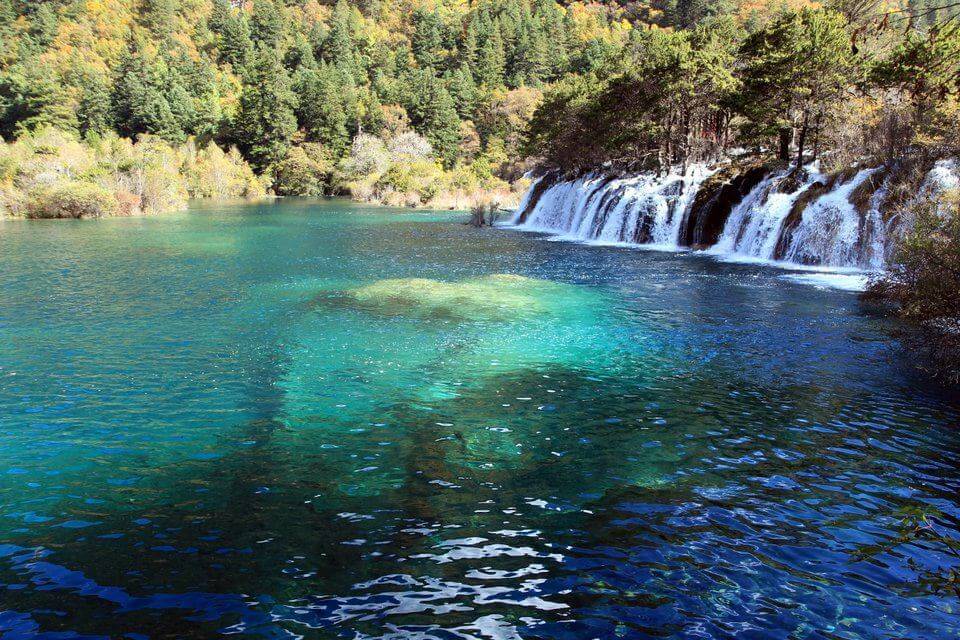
[[1, 199, 958, 639]]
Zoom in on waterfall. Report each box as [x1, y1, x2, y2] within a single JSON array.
[[509, 160, 958, 275], [710, 167, 886, 268], [510, 167, 713, 249]]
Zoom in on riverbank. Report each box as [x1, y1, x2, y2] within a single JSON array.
[[0, 129, 267, 219], [0, 129, 529, 218]]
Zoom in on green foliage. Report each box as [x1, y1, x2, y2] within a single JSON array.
[[233, 47, 298, 173], [140, 0, 177, 40], [737, 8, 854, 163], [274, 144, 333, 197], [408, 74, 461, 168], [186, 141, 266, 199], [294, 65, 350, 157], [0, 128, 264, 219], [75, 69, 115, 137], [0, 61, 78, 137], [28, 181, 119, 219], [0, 0, 953, 206], [871, 192, 960, 384]]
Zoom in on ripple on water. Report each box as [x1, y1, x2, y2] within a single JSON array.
[[0, 202, 958, 639]]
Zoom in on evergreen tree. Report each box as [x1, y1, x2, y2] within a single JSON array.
[[326, 0, 356, 73], [286, 34, 317, 71], [409, 73, 460, 167], [250, 0, 285, 50], [112, 38, 199, 143], [448, 63, 478, 118], [233, 47, 298, 172], [412, 8, 443, 70], [476, 26, 506, 87], [0, 0, 16, 40], [460, 21, 480, 71], [294, 65, 350, 156], [76, 69, 114, 137], [140, 0, 177, 40], [738, 8, 854, 165], [24, 2, 58, 53], [0, 61, 78, 138], [216, 10, 254, 73]]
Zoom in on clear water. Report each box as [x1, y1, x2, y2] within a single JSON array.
[[1, 199, 959, 639]]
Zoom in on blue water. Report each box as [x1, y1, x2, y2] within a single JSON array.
[[0, 199, 958, 639]]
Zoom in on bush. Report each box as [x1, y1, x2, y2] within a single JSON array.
[[870, 192, 960, 384], [336, 134, 390, 198], [274, 144, 333, 197], [27, 181, 119, 219], [377, 158, 444, 206], [186, 142, 266, 200], [0, 130, 269, 218]]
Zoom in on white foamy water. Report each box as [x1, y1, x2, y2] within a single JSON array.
[[506, 161, 960, 289], [509, 167, 713, 249]]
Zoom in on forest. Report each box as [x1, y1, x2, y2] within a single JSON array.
[[0, 0, 957, 215]]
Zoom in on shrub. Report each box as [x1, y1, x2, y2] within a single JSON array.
[[27, 181, 119, 219], [870, 191, 960, 384], [274, 144, 333, 197], [336, 134, 390, 198], [387, 132, 433, 161], [377, 158, 443, 206], [186, 142, 266, 200]]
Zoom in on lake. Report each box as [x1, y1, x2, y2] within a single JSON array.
[[1, 199, 958, 639]]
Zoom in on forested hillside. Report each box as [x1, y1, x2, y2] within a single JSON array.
[[0, 0, 957, 216], [0, 0, 643, 211], [525, 1, 959, 175]]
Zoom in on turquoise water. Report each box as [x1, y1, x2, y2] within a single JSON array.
[[1, 199, 959, 639]]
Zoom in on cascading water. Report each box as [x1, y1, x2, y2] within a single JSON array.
[[509, 161, 960, 276], [709, 167, 887, 269], [510, 167, 713, 249]]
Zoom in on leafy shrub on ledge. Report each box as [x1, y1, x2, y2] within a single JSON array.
[[870, 191, 960, 384]]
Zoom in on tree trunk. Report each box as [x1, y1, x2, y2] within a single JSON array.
[[795, 111, 809, 170], [778, 127, 791, 162], [812, 112, 822, 162]]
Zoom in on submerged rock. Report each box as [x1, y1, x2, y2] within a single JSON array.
[[341, 274, 567, 321]]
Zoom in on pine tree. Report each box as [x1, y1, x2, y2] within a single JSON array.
[[233, 47, 298, 172], [410, 74, 461, 167], [251, 0, 285, 50], [294, 65, 350, 156], [140, 0, 177, 41], [77, 69, 114, 137], [0, 61, 78, 138], [460, 20, 480, 71], [412, 9, 443, 71], [112, 41, 185, 142], [448, 63, 477, 118], [217, 11, 254, 74], [476, 26, 506, 87], [25, 2, 58, 52], [738, 8, 854, 165], [326, 0, 355, 73]]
